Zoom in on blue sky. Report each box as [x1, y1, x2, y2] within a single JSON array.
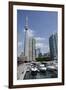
[[17, 10, 58, 56]]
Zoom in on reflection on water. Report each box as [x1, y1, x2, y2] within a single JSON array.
[[24, 70, 58, 80]]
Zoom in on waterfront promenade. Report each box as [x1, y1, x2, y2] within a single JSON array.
[[17, 63, 30, 80]]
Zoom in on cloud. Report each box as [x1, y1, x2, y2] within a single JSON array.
[[18, 41, 22, 47], [36, 43, 44, 48], [36, 43, 48, 49], [35, 37, 45, 41], [28, 29, 34, 37], [36, 42, 49, 54], [35, 36, 49, 53]]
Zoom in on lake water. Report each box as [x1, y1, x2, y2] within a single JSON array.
[[24, 70, 58, 80]]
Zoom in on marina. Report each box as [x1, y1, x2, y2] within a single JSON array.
[[17, 61, 58, 80]]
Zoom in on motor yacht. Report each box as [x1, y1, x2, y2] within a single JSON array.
[[39, 64, 47, 72]]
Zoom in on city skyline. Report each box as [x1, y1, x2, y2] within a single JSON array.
[[17, 10, 58, 56]]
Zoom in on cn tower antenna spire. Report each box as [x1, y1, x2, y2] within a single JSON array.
[[26, 16, 28, 26], [25, 16, 28, 30]]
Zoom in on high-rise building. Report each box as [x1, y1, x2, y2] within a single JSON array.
[[29, 37, 36, 61], [29, 37, 33, 61], [54, 33, 58, 59], [49, 33, 58, 60], [32, 38, 36, 61], [35, 48, 41, 58]]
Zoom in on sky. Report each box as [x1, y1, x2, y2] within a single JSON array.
[[17, 10, 58, 56]]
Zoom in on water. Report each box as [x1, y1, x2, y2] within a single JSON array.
[[24, 70, 58, 80]]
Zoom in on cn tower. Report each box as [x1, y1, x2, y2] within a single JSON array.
[[24, 16, 29, 61]]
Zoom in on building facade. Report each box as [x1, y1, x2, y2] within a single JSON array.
[[49, 33, 58, 60], [35, 48, 41, 58], [29, 37, 33, 61], [32, 38, 36, 61]]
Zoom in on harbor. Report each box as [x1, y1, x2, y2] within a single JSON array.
[[17, 61, 58, 80]]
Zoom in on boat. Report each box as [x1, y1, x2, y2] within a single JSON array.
[[39, 64, 47, 72], [30, 66, 38, 75], [47, 65, 57, 72]]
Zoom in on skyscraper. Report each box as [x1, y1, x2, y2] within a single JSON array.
[[49, 33, 58, 60], [32, 38, 36, 61], [29, 37, 33, 61], [35, 48, 41, 58], [29, 37, 36, 61], [54, 33, 58, 59]]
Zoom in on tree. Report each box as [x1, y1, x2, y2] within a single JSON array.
[[35, 56, 51, 62]]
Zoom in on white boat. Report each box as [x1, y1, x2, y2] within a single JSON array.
[[39, 64, 47, 72], [47, 65, 57, 71], [30, 66, 38, 75]]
